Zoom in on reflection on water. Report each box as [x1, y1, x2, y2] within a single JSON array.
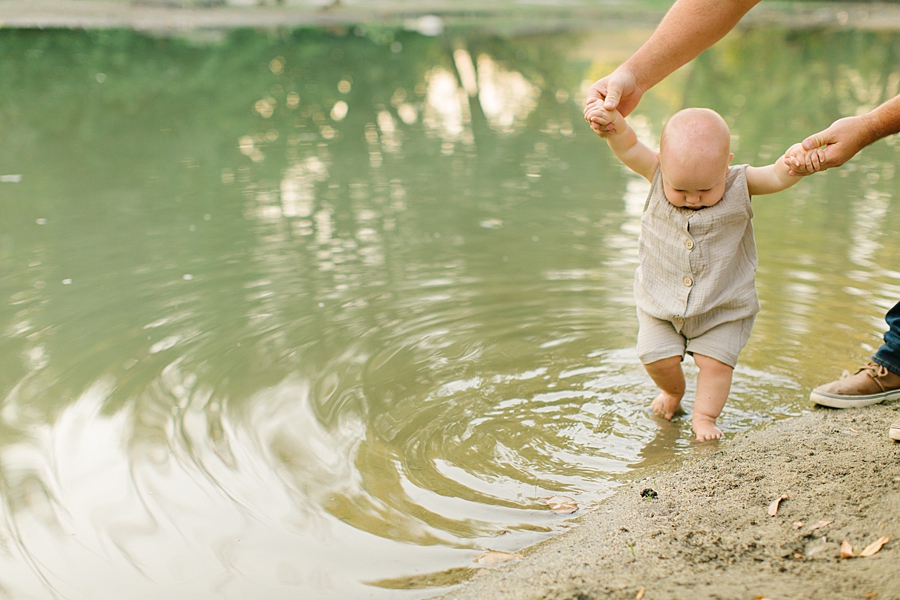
[[0, 24, 899, 599]]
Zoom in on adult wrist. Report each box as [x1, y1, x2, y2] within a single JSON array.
[[863, 109, 896, 146], [614, 61, 644, 95]]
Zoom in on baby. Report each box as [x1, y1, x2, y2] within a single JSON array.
[[585, 104, 808, 440]]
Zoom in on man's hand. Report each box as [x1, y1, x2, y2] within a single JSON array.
[[583, 68, 643, 137], [789, 115, 876, 175]]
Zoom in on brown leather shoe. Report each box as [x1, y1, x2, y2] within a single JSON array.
[[891, 417, 900, 441], [810, 362, 900, 408]]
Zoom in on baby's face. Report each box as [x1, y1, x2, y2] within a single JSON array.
[[660, 153, 732, 210]]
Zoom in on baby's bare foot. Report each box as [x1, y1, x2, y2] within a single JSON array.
[[692, 415, 723, 441], [651, 392, 682, 420]]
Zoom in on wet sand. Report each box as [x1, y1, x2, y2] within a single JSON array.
[[436, 403, 900, 600]]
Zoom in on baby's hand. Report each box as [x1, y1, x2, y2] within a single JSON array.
[[583, 100, 626, 138], [784, 142, 825, 176]]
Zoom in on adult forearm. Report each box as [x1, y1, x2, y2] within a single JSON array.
[[622, 0, 760, 91], [866, 93, 900, 145]]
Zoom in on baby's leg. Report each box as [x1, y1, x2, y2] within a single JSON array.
[[691, 353, 734, 440], [643, 356, 686, 420], [635, 309, 687, 420]]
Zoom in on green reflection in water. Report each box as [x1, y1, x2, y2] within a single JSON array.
[[0, 24, 898, 599]]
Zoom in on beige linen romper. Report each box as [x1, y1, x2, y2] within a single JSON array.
[[634, 165, 759, 367]]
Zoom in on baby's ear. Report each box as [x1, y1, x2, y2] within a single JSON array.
[[727, 152, 734, 164]]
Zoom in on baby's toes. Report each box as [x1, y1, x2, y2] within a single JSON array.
[[694, 426, 723, 441], [650, 400, 675, 420]]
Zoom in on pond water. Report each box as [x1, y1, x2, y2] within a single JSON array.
[[1, 23, 899, 599]]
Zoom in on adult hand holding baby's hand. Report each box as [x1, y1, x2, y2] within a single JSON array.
[[583, 68, 643, 137], [583, 99, 615, 138], [784, 142, 822, 176], [584, 100, 626, 138], [584, 68, 642, 117], [790, 115, 877, 175]]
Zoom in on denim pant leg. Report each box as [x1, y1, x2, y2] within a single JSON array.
[[872, 300, 900, 376]]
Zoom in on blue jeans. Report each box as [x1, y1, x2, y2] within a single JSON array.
[[873, 300, 900, 376]]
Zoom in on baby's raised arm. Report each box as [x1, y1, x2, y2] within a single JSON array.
[[586, 100, 659, 182], [745, 143, 811, 195]]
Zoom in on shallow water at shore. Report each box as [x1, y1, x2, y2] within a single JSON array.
[[0, 23, 899, 599]]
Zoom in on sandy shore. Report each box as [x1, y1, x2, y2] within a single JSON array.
[[437, 403, 900, 600]]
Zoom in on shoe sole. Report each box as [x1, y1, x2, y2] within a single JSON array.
[[891, 423, 900, 441], [809, 388, 900, 409]]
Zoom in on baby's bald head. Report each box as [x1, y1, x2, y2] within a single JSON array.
[[659, 108, 732, 171], [658, 108, 734, 209]]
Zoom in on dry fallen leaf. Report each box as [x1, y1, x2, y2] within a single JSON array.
[[541, 495, 578, 515], [792, 521, 804, 530], [810, 521, 832, 533], [860, 535, 890, 557], [635, 587, 645, 600], [840, 540, 854, 559], [767, 493, 789, 517], [475, 550, 522, 566], [863, 593, 878, 599], [793, 553, 804, 559], [753, 596, 776, 600], [809, 520, 834, 532]]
